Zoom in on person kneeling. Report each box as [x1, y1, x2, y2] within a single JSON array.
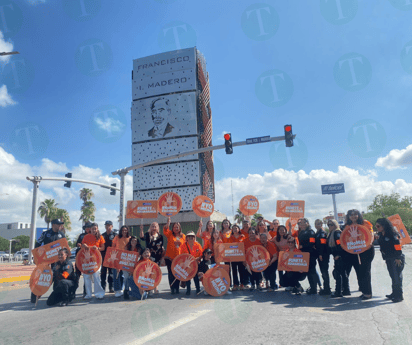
[[47, 248, 78, 307]]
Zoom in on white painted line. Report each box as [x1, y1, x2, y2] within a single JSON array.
[[128, 309, 211, 345]]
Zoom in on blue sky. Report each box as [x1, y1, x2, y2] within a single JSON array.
[[1, 0, 412, 239]]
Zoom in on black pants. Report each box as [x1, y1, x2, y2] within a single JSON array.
[[231, 262, 244, 286], [250, 271, 262, 287], [165, 258, 180, 292], [47, 280, 76, 306], [242, 264, 251, 285], [302, 248, 318, 291], [100, 266, 113, 291], [317, 256, 331, 291], [358, 246, 375, 295], [284, 271, 307, 288], [333, 257, 349, 294], [386, 255, 405, 298], [186, 275, 200, 292], [263, 261, 277, 289]]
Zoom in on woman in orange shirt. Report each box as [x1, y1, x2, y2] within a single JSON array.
[[220, 219, 232, 243], [123, 236, 142, 300], [196, 220, 215, 250], [282, 235, 306, 295], [81, 223, 105, 300], [163, 217, 186, 294], [208, 228, 223, 255], [179, 231, 203, 295], [230, 224, 245, 291], [274, 225, 289, 288], [112, 225, 131, 297]]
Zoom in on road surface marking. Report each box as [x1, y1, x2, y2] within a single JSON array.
[[128, 309, 211, 345]]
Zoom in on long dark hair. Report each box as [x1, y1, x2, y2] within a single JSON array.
[[170, 222, 182, 237], [210, 228, 220, 248], [119, 225, 130, 238], [298, 218, 312, 232], [221, 219, 232, 232], [345, 209, 364, 226], [91, 223, 100, 240], [376, 218, 399, 238], [276, 225, 288, 242], [126, 236, 142, 253]]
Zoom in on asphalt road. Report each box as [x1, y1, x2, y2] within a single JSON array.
[[1, 247, 412, 345]]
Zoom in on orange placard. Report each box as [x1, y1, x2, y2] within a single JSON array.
[[277, 251, 310, 272], [202, 266, 231, 297], [285, 218, 299, 233], [103, 247, 140, 273], [239, 195, 259, 216], [32, 238, 71, 265], [276, 200, 305, 218], [158, 192, 183, 217], [214, 243, 246, 263], [126, 200, 158, 219], [340, 224, 373, 254], [245, 245, 270, 272], [75, 247, 102, 274], [102, 247, 118, 269], [388, 214, 412, 246], [171, 253, 199, 282], [133, 260, 162, 291], [29, 263, 53, 296], [192, 195, 214, 218]]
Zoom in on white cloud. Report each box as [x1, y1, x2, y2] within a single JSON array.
[[94, 117, 125, 134], [216, 131, 229, 141], [215, 166, 412, 225], [26, 0, 46, 4], [0, 31, 14, 64], [0, 85, 16, 107], [375, 145, 412, 170]]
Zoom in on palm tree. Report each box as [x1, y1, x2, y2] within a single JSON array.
[[251, 213, 263, 227], [55, 208, 71, 233], [37, 199, 59, 229], [80, 188, 94, 203], [79, 188, 95, 224], [234, 208, 245, 225]]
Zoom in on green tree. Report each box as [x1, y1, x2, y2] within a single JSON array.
[[363, 193, 412, 233], [0, 236, 8, 252], [55, 208, 72, 233], [251, 213, 263, 227], [79, 188, 95, 224], [37, 199, 59, 229], [234, 208, 245, 225], [11, 235, 30, 252]]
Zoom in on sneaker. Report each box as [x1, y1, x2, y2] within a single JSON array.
[[273, 284, 279, 290], [109, 288, 114, 293], [249, 285, 256, 291], [114, 291, 123, 298], [361, 295, 372, 300], [239, 284, 245, 290], [232, 285, 239, 291], [285, 287, 293, 291], [392, 296, 403, 303], [385, 293, 394, 299], [83, 295, 92, 300], [246, 284, 252, 289], [342, 290, 351, 296], [330, 293, 343, 298], [306, 289, 317, 295], [319, 289, 332, 296], [96, 296, 104, 300]]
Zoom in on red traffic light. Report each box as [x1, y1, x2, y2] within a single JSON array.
[[224, 133, 231, 141], [284, 125, 292, 132]]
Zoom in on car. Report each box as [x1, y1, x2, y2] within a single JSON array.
[[14, 251, 29, 261], [0, 251, 10, 260], [70, 248, 77, 259]]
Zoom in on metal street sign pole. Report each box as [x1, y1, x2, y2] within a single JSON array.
[[112, 134, 296, 227], [26, 176, 120, 265], [332, 194, 338, 222]]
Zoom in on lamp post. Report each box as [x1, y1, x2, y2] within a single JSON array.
[[9, 238, 19, 261]]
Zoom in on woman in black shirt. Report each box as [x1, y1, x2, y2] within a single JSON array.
[[198, 249, 216, 295], [140, 222, 165, 264]]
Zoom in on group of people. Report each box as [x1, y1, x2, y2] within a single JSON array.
[[32, 208, 406, 307]]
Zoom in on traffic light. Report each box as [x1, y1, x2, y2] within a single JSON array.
[[64, 173, 72, 188], [224, 133, 233, 154], [110, 183, 116, 195], [284, 125, 293, 147]]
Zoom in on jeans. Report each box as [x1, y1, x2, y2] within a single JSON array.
[[123, 271, 131, 291], [113, 269, 124, 292], [128, 276, 142, 299], [386, 255, 405, 298]]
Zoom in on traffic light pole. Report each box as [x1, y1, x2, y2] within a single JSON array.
[[112, 134, 296, 226], [25, 176, 120, 264]]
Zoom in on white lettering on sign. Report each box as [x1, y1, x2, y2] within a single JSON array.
[[200, 202, 213, 211], [247, 201, 258, 209]]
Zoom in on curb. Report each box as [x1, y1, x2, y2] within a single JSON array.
[[0, 276, 31, 284]]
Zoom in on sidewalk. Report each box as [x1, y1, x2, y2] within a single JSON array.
[[0, 263, 35, 284]]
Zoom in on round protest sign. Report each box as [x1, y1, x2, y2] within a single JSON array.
[[285, 218, 299, 233], [341, 224, 373, 254], [171, 253, 198, 282], [158, 192, 182, 217], [245, 245, 270, 272], [192, 195, 214, 218], [133, 260, 162, 291], [203, 266, 230, 297], [75, 247, 102, 274], [239, 195, 259, 216], [29, 263, 53, 296]]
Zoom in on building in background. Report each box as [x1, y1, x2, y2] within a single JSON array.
[[0, 222, 47, 241], [127, 47, 225, 235]]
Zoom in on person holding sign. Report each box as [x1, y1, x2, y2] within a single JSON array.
[[112, 225, 131, 297], [196, 220, 215, 250], [269, 219, 280, 240], [208, 228, 223, 254], [257, 221, 272, 240], [101, 220, 115, 293], [241, 219, 251, 239], [140, 222, 164, 265], [327, 220, 349, 298], [221, 219, 232, 242], [163, 217, 186, 294], [297, 218, 318, 294], [128, 248, 153, 300], [283, 236, 306, 295], [75, 222, 92, 297], [230, 224, 246, 291], [243, 228, 262, 291], [376, 218, 405, 303], [179, 232, 202, 295], [274, 225, 289, 287], [197, 249, 216, 295], [315, 219, 331, 295], [47, 248, 77, 306], [259, 233, 278, 291], [81, 223, 105, 300], [344, 210, 374, 300], [123, 236, 142, 300], [31, 219, 66, 303]]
